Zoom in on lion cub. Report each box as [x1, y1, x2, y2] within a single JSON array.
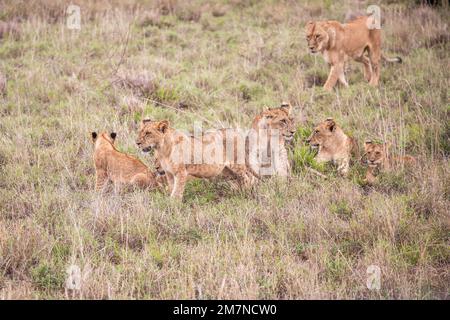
[[363, 140, 416, 183], [136, 120, 253, 200], [247, 102, 296, 177], [91, 131, 158, 191], [306, 118, 358, 176]]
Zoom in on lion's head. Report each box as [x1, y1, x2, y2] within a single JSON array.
[[136, 119, 170, 152], [364, 140, 387, 168], [305, 21, 335, 54], [252, 102, 295, 142], [306, 118, 339, 149], [91, 131, 117, 148]]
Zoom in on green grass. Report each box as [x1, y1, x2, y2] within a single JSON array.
[[0, 0, 449, 299]]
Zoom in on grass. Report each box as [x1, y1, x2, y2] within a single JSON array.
[[0, 0, 449, 299]]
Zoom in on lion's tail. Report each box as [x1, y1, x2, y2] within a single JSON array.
[[381, 53, 402, 63]]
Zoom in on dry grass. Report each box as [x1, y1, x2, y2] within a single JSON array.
[[0, 0, 449, 299]]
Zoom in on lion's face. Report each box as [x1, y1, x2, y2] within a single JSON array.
[[306, 118, 337, 149], [253, 103, 295, 142], [136, 120, 169, 152], [305, 21, 330, 53], [364, 141, 386, 167]]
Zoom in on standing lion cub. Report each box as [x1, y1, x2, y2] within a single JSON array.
[[136, 119, 254, 200], [91, 131, 159, 191], [305, 15, 402, 90]]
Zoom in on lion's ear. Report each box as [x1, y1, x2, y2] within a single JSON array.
[[91, 132, 98, 141], [325, 118, 336, 131], [142, 118, 152, 124], [158, 120, 169, 133], [364, 140, 372, 150], [110, 132, 117, 140]]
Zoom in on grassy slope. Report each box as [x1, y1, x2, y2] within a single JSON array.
[[0, 0, 448, 299]]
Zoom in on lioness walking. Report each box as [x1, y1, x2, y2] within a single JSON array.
[[305, 15, 402, 90]]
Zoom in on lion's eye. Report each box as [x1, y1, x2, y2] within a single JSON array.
[[375, 151, 381, 155]]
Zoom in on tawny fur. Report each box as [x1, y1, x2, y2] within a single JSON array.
[[136, 120, 254, 200], [307, 118, 358, 176], [363, 140, 416, 184], [247, 102, 295, 178], [305, 16, 401, 91], [92, 132, 159, 192]]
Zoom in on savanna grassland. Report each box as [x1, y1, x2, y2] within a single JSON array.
[[0, 0, 449, 299]]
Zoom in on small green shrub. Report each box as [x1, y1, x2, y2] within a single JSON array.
[[184, 179, 218, 204], [376, 171, 409, 193], [290, 127, 327, 174], [31, 263, 64, 291], [329, 200, 353, 219], [323, 253, 347, 284], [350, 162, 368, 187]]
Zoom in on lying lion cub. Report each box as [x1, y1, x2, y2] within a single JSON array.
[[136, 120, 253, 199], [91, 131, 159, 191], [363, 140, 416, 184], [306, 118, 358, 176], [305, 15, 402, 90]]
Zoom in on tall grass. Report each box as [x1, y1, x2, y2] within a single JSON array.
[[0, 0, 448, 299]]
